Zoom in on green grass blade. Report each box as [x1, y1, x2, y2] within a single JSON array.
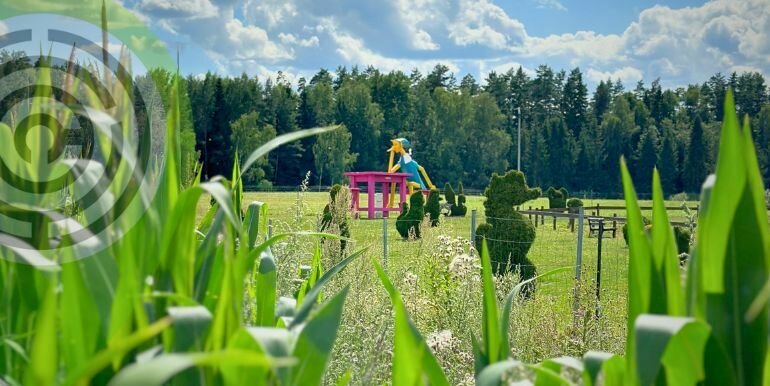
[[290, 248, 367, 329], [24, 278, 57, 386], [244, 201, 268, 249], [620, 156, 653, 379], [255, 247, 277, 327], [479, 240, 501, 366], [696, 91, 770, 385], [290, 286, 349, 386], [651, 169, 685, 315], [373, 259, 450, 386], [61, 260, 101, 372]]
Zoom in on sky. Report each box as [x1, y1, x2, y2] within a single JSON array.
[[12, 0, 770, 89]]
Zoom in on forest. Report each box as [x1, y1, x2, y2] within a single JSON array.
[[185, 65, 769, 196], [4, 49, 769, 195]]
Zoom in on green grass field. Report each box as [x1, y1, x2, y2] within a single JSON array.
[[192, 191, 696, 383]]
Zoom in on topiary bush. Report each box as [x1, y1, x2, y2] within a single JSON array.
[[453, 182, 468, 217], [567, 198, 583, 209], [567, 198, 583, 228], [673, 226, 691, 255], [396, 192, 425, 239], [320, 184, 351, 255], [546, 186, 568, 209], [474, 170, 540, 293], [444, 183, 456, 208], [425, 188, 441, 227]]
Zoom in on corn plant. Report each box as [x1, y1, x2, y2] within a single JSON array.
[[0, 3, 361, 385]]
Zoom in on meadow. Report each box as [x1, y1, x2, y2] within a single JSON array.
[[192, 191, 695, 384]]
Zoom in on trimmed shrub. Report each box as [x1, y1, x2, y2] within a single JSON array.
[[453, 182, 468, 217], [674, 226, 691, 255], [567, 198, 583, 209], [396, 192, 425, 239], [567, 198, 583, 228], [474, 170, 540, 294], [425, 189, 441, 227], [320, 184, 351, 255], [546, 186, 568, 209], [444, 183, 456, 207]]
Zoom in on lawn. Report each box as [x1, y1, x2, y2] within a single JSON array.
[[192, 190, 695, 384]]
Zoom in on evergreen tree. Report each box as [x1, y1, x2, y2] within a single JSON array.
[[683, 117, 709, 192], [562, 68, 589, 138], [658, 123, 679, 195], [592, 80, 611, 125], [634, 125, 660, 193], [206, 77, 233, 179]]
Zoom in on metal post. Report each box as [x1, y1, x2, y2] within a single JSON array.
[[383, 217, 388, 272], [470, 209, 477, 243], [595, 220, 604, 319], [575, 207, 584, 280], [267, 219, 273, 239], [517, 106, 521, 172]]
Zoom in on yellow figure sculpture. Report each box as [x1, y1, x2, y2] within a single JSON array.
[[386, 138, 435, 208]]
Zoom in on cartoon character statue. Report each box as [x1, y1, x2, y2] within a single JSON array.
[[387, 138, 436, 207]]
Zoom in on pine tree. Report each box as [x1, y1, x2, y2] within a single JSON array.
[[634, 125, 660, 193], [658, 125, 679, 195], [683, 117, 709, 192], [562, 68, 589, 138]]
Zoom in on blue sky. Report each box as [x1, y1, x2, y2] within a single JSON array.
[[74, 0, 770, 88]]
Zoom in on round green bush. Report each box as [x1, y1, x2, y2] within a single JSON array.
[[474, 170, 540, 293], [567, 198, 583, 208], [396, 192, 425, 239]]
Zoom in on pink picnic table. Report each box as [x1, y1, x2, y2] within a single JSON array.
[[344, 172, 412, 219]]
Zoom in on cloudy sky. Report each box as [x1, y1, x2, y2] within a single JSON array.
[[118, 0, 768, 87]]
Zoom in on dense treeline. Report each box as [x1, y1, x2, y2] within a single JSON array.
[[184, 64, 770, 196], [3, 49, 769, 195]]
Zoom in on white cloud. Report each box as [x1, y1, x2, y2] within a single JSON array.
[[394, 0, 442, 50], [138, 0, 218, 19], [225, 18, 294, 61], [243, 0, 298, 29], [278, 33, 320, 48], [586, 66, 643, 84], [535, 0, 567, 12], [449, 0, 526, 49], [322, 19, 458, 74]]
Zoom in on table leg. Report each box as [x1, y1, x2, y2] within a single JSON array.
[[399, 179, 407, 209], [367, 176, 375, 219], [381, 182, 389, 217]]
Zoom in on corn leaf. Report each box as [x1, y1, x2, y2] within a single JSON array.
[[373, 259, 450, 386], [290, 286, 349, 386], [634, 314, 709, 386]]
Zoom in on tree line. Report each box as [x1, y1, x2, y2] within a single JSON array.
[[3, 49, 769, 196], [183, 64, 769, 196]]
